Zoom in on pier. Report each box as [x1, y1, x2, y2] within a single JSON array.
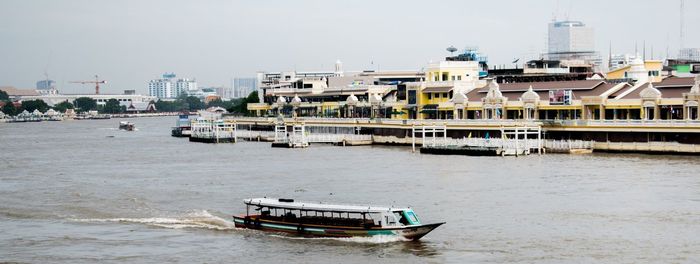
[[218, 116, 700, 154], [188, 118, 372, 147], [415, 125, 543, 156]]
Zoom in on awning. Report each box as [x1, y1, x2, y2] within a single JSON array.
[[538, 105, 582, 110], [422, 104, 439, 109], [422, 87, 453, 93], [605, 105, 641, 109]]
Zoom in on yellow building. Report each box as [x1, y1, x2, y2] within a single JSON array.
[[606, 56, 663, 82]]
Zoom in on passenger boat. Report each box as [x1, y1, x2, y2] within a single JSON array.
[[171, 113, 192, 137], [232, 198, 445, 240], [119, 121, 135, 131]]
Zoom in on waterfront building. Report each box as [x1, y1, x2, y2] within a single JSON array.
[[248, 56, 700, 123], [248, 59, 423, 118], [9, 87, 156, 107], [0, 86, 39, 101]]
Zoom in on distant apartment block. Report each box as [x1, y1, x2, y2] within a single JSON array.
[[148, 73, 197, 99], [679, 48, 700, 62], [234, 77, 258, 98]]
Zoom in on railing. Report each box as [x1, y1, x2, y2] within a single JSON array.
[[423, 137, 541, 150], [595, 141, 700, 153], [556, 119, 700, 127], [236, 130, 276, 139], [305, 134, 372, 143], [191, 120, 236, 140], [543, 139, 594, 150]]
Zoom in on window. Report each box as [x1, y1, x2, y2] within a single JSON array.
[[457, 76, 462, 80], [408, 90, 417, 104], [443, 93, 448, 98], [303, 83, 313, 88], [451, 76, 455, 81], [428, 93, 432, 100]]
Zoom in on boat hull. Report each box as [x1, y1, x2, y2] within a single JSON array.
[[232, 215, 443, 240]]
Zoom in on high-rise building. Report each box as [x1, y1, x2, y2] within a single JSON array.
[[147, 73, 197, 99], [148, 79, 172, 99], [36, 79, 58, 95], [36, 79, 55, 90], [548, 21, 594, 54], [174, 78, 197, 97], [233, 77, 258, 98], [546, 20, 601, 69]]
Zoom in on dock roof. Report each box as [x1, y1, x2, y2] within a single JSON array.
[[244, 198, 408, 213]]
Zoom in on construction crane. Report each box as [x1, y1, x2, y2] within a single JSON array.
[[70, 75, 106, 95]]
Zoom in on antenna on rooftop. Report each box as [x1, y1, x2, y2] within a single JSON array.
[[680, 0, 685, 50]]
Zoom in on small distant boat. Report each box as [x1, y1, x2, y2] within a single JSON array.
[[119, 121, 135, 131], [232, 198, 444, 240]]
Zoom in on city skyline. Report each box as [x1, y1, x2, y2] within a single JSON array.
[[1, 0, 698, 94]]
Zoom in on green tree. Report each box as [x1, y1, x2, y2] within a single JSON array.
[[21, 99, 49, 113], [2, 102, 18, 116], [226, 91, 259, 115], [0, 90, 9, 101], [73, 97, 97, 112], [246, 91, 259, 104], [103, 99, 122, 114], [184, 96, 205, 111], [155, 99, 185, 112], [53, 101, 74, 112]]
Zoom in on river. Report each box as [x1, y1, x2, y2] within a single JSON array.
[[1, 117, 699, 263]]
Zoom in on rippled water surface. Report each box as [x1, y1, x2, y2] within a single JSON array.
[[1, 117, 699, 263]]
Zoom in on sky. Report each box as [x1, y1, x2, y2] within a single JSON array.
[[0, 0, 698, 94]]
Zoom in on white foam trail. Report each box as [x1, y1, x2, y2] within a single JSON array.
[[71, 210, 237, 231], [269, 234, 409, 244]]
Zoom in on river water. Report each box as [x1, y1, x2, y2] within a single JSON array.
[[1, 117, 699, 263]]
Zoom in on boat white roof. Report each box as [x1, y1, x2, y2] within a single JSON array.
[[244, 198, 409, 213]]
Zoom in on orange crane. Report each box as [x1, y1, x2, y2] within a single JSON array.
[[70, 75, 106, 94]]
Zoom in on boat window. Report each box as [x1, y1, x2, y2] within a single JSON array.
[[403, 210, 420, 225], [393, 211, 408, 226]]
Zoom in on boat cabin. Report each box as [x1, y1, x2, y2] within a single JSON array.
[[244, 198, 421, 228]]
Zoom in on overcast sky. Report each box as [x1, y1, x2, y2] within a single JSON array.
[[1, 0, 698, 94]]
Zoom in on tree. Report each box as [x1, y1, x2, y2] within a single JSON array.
[[103, 99, 122, 114], [73, 97, 97, 112], [53, 101, 74, 112], [184, 96, 205, 111], [21, 99, 49, 113], [246, 91, 259, 104], [0, 90, 9, 101], [2, 102, 17, 116], [227, 91, 259, 115]]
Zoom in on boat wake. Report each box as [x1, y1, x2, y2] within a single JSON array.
[[70, 210, 236, 231], [270, 234, 410, 244]]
